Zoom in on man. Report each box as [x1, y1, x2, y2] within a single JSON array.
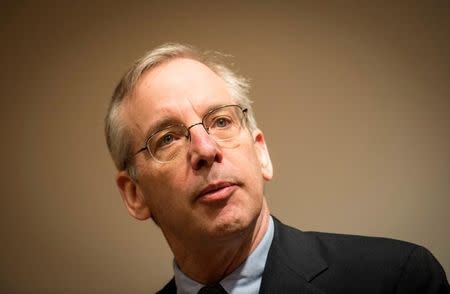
[[105, 43, 449, 293]]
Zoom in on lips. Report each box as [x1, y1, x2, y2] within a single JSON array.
[[196, 181, 237, 203]]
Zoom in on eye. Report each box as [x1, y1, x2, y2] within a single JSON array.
[[212, 116, 232, 128], [160, 134, 174, 146], [154, 130, 183, 149]]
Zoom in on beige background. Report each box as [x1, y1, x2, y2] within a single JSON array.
[[1, 1, 449, 293]]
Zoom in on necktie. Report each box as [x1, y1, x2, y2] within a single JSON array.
[[197, 284, 228, 294]]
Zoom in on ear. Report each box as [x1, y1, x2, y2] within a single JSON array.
[[116, 170, 151, 220], [252, 129, 273, 181]]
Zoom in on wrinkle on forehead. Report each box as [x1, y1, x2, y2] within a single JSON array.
[[121, 58, 233, 149]]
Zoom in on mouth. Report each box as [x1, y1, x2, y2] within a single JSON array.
[[196, 181, 238, 203]]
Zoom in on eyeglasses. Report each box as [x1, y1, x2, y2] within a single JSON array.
[[135, 104, 248, 163]]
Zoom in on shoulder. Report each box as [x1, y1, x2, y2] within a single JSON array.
[[308, 230, 418, 261], [156, 278, 176, 294], [309, 231, 449, 292], [272, 217, 449, 293], [274, 217, 419, 262], [275, 216, 424, 262]]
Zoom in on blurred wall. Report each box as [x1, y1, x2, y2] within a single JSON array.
[[1, 1, 449, 293]]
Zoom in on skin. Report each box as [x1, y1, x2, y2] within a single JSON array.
[[116, 58, 273, 284]]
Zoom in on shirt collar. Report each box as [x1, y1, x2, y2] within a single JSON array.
[[173, 216, 275, 294]]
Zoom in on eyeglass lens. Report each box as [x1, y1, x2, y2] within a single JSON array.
[[147, 105, 246, 162]]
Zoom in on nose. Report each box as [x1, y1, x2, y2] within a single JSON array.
[[188, 124, 223, 170]]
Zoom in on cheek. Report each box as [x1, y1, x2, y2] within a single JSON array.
[[139, 167, 187, 210], [242, 144, 262, 170], [230, 144, 265, 188]]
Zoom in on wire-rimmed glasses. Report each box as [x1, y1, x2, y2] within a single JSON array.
[[135, 104, 248, 163]]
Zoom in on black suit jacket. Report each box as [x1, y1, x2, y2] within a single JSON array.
[[157, 217, 449, 293]]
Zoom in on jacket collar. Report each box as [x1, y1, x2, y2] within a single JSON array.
[[158, 217, 329, 294], [259, 217, 328, 293]]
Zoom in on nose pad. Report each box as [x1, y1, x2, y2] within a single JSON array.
[[188, 124, 222, 170], [186, 122, 205, 138]]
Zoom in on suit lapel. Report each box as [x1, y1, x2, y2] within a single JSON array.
[[158, 218, 328, 294], [259, 217, 328, 294], [156, 278, 176, 294]]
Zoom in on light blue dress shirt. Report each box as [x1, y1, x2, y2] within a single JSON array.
[[173, 216, 275, 294]]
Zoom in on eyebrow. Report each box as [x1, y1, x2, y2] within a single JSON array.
[[205, 103, 226, 113], [143, 117, 180, 141], [142, 103, 230, 140]]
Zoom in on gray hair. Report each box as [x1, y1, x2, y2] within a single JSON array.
[[105, 43, 257, 178]]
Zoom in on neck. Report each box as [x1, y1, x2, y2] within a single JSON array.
[[169, 201, 270, 284]]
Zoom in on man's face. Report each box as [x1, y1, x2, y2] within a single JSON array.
[[118, 58, 272, 245]]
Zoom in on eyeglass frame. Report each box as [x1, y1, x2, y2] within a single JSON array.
[[134, 104, 249, 162]]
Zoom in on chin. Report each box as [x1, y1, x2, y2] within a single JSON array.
[[207, 206, 258, 238]]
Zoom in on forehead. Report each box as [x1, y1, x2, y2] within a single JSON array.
[[123, 58, 234, 140]]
